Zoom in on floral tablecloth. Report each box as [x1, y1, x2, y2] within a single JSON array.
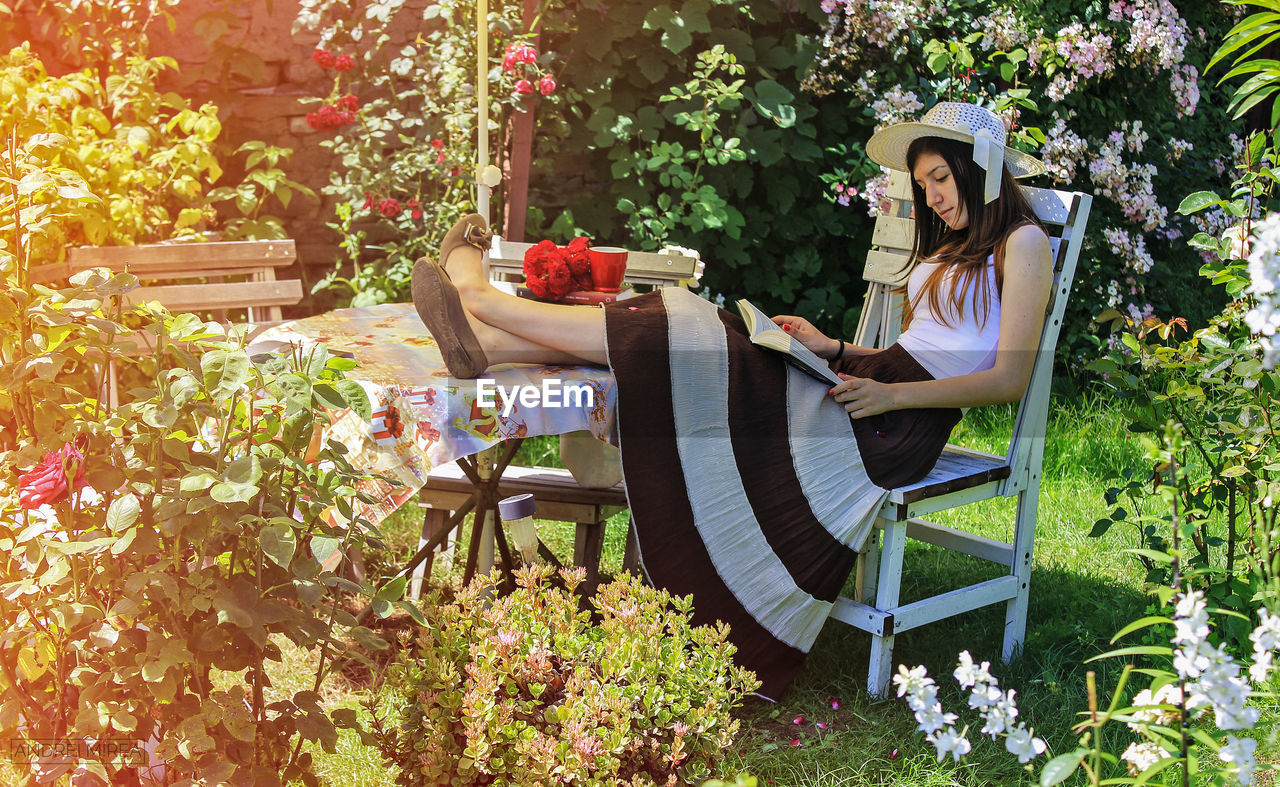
[[254, 302, 618, 526]]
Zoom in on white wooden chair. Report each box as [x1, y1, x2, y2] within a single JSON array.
[[827, 171, 1092, 697]]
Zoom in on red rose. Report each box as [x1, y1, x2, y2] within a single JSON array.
[[539, 75, 556, 96], [514, 79, 534, 95], [334, 54, 354, 72], [547, 260, 574, 294], [411, 208, 423, 219], [430, 138, 444, 150], [312, 48, 336, 69], [523, 240, 567, 300], [18, 442, 87, 509], [563, 236, 593, 290], [378, 198, 402, 217], [340, 94, 359, 112]]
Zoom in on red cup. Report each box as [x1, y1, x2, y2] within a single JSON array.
[[588, 246, 628, 292]]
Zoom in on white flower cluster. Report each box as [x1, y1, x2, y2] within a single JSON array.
[[1120, 740, 1169, 775], [1088, 121, 1166, 231], [1103, 226, 1155, 275], [1169, 65, 1200, 118], [1168, 138, 1193, 161], [1039, 115, 1089, 184], [1047, 22, 1114, 101], [1245, 213, 1280, 368], [816, 0, 944, 62], [894, 652, 1046, 765], [975, 6, 1025, 52], [1111, 0, 1189, 71], [860, 168, 893, 218], [870, 85, 924, 132], [1172, 590, 1259, 730]]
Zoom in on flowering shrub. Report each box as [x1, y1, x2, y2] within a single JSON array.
[[0, 133, 401, 784], [371, 566, 759, 786], [294, 0, 571, 308], [804, 0, 1241, 365], [896, 581, 1280, 783]]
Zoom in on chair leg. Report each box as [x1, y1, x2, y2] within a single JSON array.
[[855, 529, 881, 604], [1002, 478, 1041, 662], [621, 516, 640, 575], [410, 508, 451, 600], [868, 518, 906, 698], [573, 520, 605, 592]]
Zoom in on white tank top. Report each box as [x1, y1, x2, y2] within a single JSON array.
[[895, 254, 1000, 380]]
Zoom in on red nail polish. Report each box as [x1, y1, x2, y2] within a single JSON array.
[[782, 324, 791, 331]]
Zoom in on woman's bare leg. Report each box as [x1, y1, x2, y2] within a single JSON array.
[[462, 307, 597, 367], [445, 245, 609, 366]]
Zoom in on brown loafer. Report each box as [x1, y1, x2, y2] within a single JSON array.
[[411, 256, 489, 379], [439, 213, 492, 276]]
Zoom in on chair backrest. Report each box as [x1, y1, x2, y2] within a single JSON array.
[[854, 171, 1092, 495], [29, 239, 302, 324]]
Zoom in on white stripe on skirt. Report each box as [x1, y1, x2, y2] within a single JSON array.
[[663, 288, 832, 652]]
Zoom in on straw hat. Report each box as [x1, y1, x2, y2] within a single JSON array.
[[866, 102, 1045, 203]]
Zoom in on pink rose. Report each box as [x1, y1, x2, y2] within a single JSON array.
[[514, 79, 535, 95], [539, 75, 556, 95]]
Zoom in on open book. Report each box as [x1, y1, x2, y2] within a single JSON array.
[[736, 299, 842, 386]]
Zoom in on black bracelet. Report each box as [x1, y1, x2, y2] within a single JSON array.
[[829, 340, 846, 365]]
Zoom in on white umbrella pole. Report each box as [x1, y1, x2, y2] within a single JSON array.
[[477, 0, 491, 232]]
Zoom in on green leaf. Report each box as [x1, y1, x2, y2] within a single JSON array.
[[335, 380, 372, 422], [1110, 615, 1173, 643], [223, 455, 263, 486], [1177, 191, 1221, 215], [210, 481, 259, 504], [750, 80, 796, 128], [1040, 750, 1085, 786], [1087, 518, 1113, 538], [201, 349, 252, 402], [260, 521, 297, 568], [375, 575, 408, 603], [1086, 645, 1174, 662], [311, 535, 341, 567], [105, 493, 141, 533]]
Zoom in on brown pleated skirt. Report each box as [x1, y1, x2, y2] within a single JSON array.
[[603, 288, 960, 699]]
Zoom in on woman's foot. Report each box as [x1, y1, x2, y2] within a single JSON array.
[[410, 256, 489, 378], [438, 214, 491, 290]]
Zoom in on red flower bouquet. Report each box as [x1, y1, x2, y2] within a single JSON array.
[[523, 238, 596, 301]]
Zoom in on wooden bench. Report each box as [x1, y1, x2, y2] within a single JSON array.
[[29, 239, 302, 325], [828, 171, 1093, 696], [28, 239, 302, 405]]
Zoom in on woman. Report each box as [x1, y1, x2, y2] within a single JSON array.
[[412, 102, 1053, 699]]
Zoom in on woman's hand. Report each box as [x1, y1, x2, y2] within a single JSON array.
[[771, 314, 840, 359], [830, 373, 898, 418]]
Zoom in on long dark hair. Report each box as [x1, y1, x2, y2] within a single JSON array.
[[900, 136, 1044, 330]]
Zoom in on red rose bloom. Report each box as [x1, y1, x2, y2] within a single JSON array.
[[18, 442, 87, 509], [312, 48, 336, 69], [430, 139, 445, 150], [524, 240, 575, 300], [514, 79, 534, 95], [334, 54, 354, 72], [378, 198, 402, 217], [563, 236, 593, 290], [539, 75, 556, 96]]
